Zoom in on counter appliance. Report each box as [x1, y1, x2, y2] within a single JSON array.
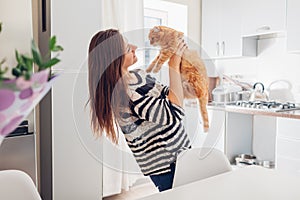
[[235, 100, 300, 112]]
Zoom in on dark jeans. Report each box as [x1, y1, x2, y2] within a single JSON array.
[[149, 163, 176, 192]]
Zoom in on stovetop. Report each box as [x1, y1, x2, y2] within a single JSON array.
[[234, 101, 300, 112]]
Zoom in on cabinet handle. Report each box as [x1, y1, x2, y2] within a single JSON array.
[[216, 42, 220, 56], [256, 26, 271, 32], [222, 41, 225, 56]]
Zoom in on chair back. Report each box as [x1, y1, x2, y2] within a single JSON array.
[[0, 170, 41, 200], [173, 148, 232, 188]]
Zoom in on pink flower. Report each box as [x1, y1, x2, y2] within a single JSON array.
[[31, 69, 49, 85], [16, 77, 33, 90]]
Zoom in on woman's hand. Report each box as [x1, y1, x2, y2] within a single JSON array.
[[168, 40, 187, 71]]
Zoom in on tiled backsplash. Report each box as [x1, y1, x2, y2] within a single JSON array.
[[216, 36, 300, 103]]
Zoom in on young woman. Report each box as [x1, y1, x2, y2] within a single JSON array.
[[88, 29, 191, 192]]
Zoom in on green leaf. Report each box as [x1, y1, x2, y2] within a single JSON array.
[[41, 58, 60, 69], [24, 71, 31, 80], [12, 68, 21, 77], [52, 45, 64, 52], [1, 34, 63, 81], [22, 55, 33, 71], [31, 39, 42, 66], [0, 58, 6, 65], [0, 64, 8, 81], [15, 50, 23, 64], [49, 36, 64, 52], [20, 65, 27, 72], [49, 36, 57, 51]]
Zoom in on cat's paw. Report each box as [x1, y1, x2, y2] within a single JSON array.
[[145, 67, 152, 73], [152, 67, 160, 73], [153, 64, 162, 73], [146, 62, 156, 73]]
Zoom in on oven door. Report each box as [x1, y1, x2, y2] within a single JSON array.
[[0, 121, 36, 184]]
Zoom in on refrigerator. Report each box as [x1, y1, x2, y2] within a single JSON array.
[[37, 0, 103, 199]]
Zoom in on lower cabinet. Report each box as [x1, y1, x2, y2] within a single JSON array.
[[276, 155, 300, 176], [225, 112, 253, 163], [184, 105, 225, 152], [185, 107, 300, 173], [276, 117, 300, 175], [252, 116, 277, 162]]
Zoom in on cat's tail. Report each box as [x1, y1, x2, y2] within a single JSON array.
[[198, 96, 209, 133]]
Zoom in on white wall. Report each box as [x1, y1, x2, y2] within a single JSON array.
[[162, 0, 201, 45], [217, 35, 300, 103], [0, 0, 32, 72]]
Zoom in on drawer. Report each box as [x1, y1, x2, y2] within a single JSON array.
[[277, 117, 300, 139], [276, 155, 300, 176], [276, 136, 300, 160]]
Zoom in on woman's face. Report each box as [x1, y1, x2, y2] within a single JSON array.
[[122, 43, 138, 71]]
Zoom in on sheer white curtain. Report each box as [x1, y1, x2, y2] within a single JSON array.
[[99, 0, 146, 197]]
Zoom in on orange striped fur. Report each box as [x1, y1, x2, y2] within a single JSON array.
[[146, 26, 209, 132]]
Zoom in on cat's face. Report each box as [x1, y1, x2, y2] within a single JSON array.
[[148, 26, 164, 46], [148, 26, 184, 47]]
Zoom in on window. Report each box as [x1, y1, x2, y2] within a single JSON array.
[[144, 8, 168, 66], [143, 0, 188, 83]]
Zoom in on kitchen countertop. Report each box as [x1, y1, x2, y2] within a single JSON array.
[[207, 103, 300, 119]]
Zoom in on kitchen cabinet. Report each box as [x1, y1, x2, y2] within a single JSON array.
[[201, 0, 256, 59], [206, 105, 300, 172], [207, 109, 225, 152], [241, 0, 286, 36], [201, 0, 220, 59], [286, 0, 300, 52], [184, 105, 225, 152], [225, 112, 253, 163], [252, 116, 276, 161], [276, 117, 300, 175]]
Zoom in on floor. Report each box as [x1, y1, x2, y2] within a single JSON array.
[[103, 181, 158, 200]]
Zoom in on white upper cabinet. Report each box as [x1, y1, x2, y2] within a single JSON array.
[[202, 0, 255, 59], [287, 0, 300, 53], [241, 0, 286, 36], [219, 0, 243, 58], [201, 0, 220, 59]]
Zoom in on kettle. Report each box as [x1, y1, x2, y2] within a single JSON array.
[[249, 82, 269, 101], [267, 80, 294, 102]]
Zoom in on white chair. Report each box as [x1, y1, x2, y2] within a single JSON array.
[[0, 170, 41, 200], [172, 147, 232, 188]]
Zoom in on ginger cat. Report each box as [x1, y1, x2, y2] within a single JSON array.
[[146, 26, 209, 132]]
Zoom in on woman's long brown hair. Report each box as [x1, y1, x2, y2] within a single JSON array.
[[88, 29, 128, 144]]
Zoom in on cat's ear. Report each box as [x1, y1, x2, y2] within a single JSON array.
[[153, 26, 160, 33], [178, 31, 184, 37]]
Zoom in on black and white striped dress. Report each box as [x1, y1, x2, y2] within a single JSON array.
[[117, 69, 191, 176]]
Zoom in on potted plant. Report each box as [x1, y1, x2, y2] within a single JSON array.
[[0, 22, 63, 144]]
